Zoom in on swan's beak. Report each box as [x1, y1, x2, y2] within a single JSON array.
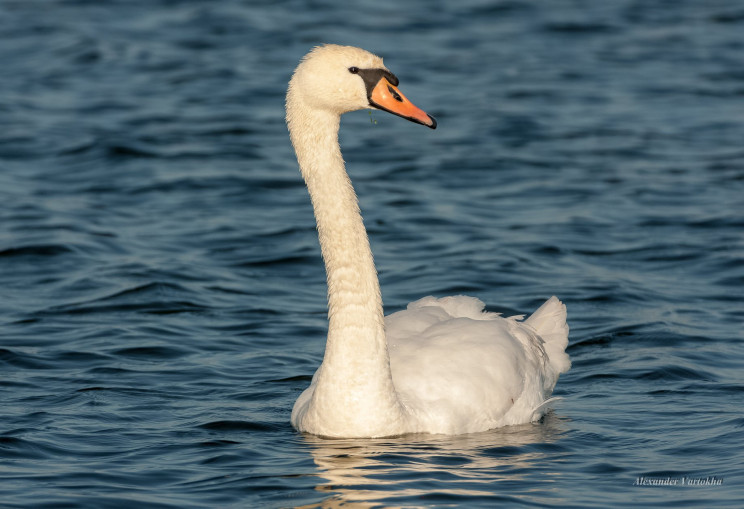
[[369, 77, 437, 129]]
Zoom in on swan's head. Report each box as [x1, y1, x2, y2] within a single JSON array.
[[288, 44, 436, 129]]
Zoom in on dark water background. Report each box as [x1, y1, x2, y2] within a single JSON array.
[[1, 0, 743, 507]]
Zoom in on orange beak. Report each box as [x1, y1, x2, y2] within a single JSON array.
[[369, 77, 437, 129]]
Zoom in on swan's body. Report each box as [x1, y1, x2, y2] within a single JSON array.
[[287, 45, 570, 438]]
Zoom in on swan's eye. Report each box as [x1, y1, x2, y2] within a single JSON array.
[[348, 66, 359, 74]]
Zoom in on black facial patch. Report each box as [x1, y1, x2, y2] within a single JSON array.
[[356, 68, 400, 99]]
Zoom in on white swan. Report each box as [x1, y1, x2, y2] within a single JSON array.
[[287, 45, 570, 438]]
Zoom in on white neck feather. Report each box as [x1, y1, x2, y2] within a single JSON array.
[[286, 87, 406, 436]]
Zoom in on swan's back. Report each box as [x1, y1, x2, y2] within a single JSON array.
[[386, 296, 570, 435]]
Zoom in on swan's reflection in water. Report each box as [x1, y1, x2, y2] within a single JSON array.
[[297, 412, 568, 508]]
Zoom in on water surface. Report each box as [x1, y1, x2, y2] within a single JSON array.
[[1, 0, 742, 507]]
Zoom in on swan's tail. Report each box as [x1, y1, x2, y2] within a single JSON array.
[[525, 296, 571, 375]]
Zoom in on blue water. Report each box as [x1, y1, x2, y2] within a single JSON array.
[[1, 0, 742, 507]]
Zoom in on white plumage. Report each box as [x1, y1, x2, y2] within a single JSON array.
[[387, 296, 570, 435], [287, 45, 570, 438]]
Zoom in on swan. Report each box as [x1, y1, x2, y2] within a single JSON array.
[[287, 44, 570, 438]]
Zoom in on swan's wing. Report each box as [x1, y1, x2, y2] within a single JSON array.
[[385, 296, 558, 434]]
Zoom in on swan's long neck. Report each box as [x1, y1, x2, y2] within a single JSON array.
[[287, 88, 404, 435]]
